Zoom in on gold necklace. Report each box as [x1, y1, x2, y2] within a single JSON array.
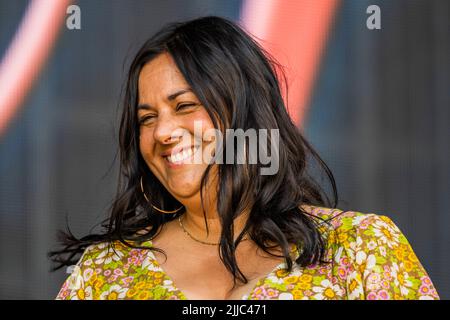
[[177, 215, 249, 246]]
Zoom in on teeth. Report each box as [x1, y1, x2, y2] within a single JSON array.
[[167, 146, 197, 164]]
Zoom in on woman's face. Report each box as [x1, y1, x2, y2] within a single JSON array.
[[137, 53, 216, 201]]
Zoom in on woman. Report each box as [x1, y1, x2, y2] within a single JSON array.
[[52, 16, 439, 300]]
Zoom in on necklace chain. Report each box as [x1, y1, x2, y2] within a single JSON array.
[[177, 215, 249, 246]]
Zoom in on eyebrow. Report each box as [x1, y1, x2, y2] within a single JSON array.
[[137, 88, 193, 111]]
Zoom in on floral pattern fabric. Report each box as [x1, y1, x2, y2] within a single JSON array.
[[56, 206, 439, 300]]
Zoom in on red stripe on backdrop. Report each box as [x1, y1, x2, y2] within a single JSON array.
[[0, 0, 71, 138], [240, 0, 339, 127]]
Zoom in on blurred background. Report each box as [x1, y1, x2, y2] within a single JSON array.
[[0, 0, 448, 299]]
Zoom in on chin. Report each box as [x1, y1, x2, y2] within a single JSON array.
[[168, 185, 200, 200], [166, 176, 202, 198]]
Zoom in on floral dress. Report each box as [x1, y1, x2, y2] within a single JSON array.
[[55, 205, 440, 300]]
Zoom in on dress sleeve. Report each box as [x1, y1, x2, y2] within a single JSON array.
[[55, 245, 99, 300], [343, 214, 439, 300]]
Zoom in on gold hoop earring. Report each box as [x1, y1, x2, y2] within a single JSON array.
[[140, 176, 184, 214]]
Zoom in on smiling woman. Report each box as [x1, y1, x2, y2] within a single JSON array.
[[50, 16, 439, 300], [137, 53, 217, 201]]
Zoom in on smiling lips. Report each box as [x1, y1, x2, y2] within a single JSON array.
[[163, 145, 200, 165]]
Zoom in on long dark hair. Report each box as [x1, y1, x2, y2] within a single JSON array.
[[49, 16, 338, 288]]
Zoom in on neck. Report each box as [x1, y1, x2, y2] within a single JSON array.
[[172, 167, 250, 243], [180, 207, 250, 243]]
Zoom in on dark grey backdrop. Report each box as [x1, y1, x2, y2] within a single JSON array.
[[0, 0, 448, 299]]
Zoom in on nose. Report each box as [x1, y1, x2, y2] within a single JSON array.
[[152, 113, 183, 145]]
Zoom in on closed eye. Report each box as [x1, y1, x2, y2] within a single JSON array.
[[176, 103, 197, 111], [138, 114, 156, 125]]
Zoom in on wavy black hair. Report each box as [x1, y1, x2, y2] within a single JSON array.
[[49, 16, 339, 288]]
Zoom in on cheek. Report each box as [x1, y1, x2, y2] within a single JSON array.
[[200, 110, 215, 130], [139, 130, 155, 160], [188, 110, 216, 134]]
